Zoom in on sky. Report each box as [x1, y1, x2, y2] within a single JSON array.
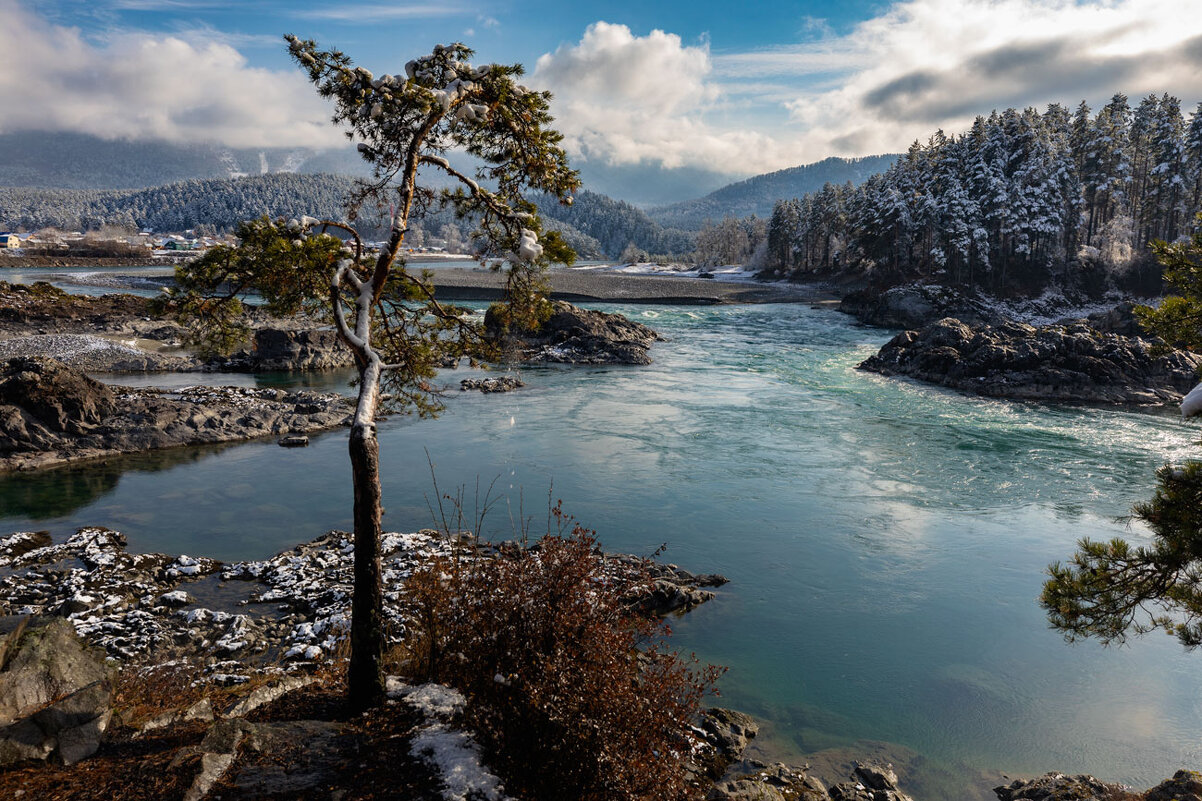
[[4, 0, 1202, 179]]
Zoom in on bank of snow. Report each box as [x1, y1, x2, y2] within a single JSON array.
[[569, 261, 761, 282]]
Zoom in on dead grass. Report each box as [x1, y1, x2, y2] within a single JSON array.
[[0, 658, 447, 801]]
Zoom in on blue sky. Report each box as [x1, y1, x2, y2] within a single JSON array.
[[6, 0, 1202, 178]]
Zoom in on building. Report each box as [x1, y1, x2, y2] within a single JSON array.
[[0, 233, 20, 249]]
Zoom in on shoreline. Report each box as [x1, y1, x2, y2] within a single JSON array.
[[429, 266, 831, 304]]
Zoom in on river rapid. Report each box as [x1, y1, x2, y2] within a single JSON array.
[[2, 298, 1200, 798]]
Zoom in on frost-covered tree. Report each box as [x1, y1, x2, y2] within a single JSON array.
[[763, 90, 1202, 295], [692, 215, 765, 267], [1134, 216, 1202, 349], [1187, 103, 1202, 219], [164, 37, 578, 710]]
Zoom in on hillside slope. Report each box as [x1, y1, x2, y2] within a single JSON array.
[[649, 155, 900, 230]]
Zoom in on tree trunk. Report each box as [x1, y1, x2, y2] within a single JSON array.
[[347, 363, 386, 713]]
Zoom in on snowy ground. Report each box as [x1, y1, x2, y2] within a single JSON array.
[[568, 261, 762, 283]]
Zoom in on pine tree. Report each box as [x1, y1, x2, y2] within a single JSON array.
[[1188, 102, 1202, 223], [165, 38, 578, 711]]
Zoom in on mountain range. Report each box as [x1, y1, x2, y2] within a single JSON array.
[[0, 132, 898, 257]]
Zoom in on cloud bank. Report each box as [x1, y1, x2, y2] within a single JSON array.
[[3, 0, 1200, 172], [775, 0, 1202, 158], [539, 1, 1202, 173], [0, 0, 340, 148], [531, 21, 781, 170]]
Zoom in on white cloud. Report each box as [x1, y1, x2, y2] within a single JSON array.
[[532, 21, 784, 171], [0, 0, 340, 148], [538, 3, 1202, 175], [747, 0, 1202, 158]]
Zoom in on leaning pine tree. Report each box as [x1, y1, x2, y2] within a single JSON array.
[[163, 37, 579, 710]]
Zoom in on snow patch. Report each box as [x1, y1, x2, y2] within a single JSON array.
[[1182, 382, 1202, 418], [410, 724, 509, 801], [387, 680, 467, 718]]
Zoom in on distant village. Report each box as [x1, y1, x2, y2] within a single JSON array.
[[0, 227, 467, 262]]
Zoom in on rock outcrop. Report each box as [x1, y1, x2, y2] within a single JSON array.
[[994, 770, 1202, 800], [492, 300, 663, 365], [841, 284, 1004, 329], [858, 317, 1202, 405], [217, 328, 353, 372], [0, 526, 724, 670], [0, 618, 113, 767], [0, 356, 114, 435], [0, 357, 352, 471], [460, 375, 524, 393], [707, 758, 914, 801]]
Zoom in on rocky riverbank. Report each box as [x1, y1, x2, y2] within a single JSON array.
[[0, 526, 725, 665], [1, 281, 665, 371], [4, 524, 1195, 800], [0, 357, 352, 472], [858, 317, 1202, 405], [0, 524, 930, 801]]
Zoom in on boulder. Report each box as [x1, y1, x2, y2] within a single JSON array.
[[708, 763, 830, 801], [460, 376, 525, 393], [1144, 770, 1202, 801], [829, 762, 914, 801], [858, 317, 1202, 405], [993, 772, 1130, 800], [0, 356, 114, 434], [242, 327, 352, 371], [492, 300, 663, 365], [692, 707, 759, 781], [0, 618, 112, 766], [840, 284, 1003, 329]]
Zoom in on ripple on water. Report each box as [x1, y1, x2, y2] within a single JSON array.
[[2, 301, 1201, 796]]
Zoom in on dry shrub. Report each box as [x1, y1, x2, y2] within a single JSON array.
[[401, 505, 723, 801], [110, 659, 211, 729]]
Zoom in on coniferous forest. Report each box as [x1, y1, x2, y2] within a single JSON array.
[[764, 93, 1202, 296]]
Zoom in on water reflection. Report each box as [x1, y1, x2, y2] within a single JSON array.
[[0, 441, 245, 519]]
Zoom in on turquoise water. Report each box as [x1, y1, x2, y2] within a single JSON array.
[[2, 301, 1201, 795]]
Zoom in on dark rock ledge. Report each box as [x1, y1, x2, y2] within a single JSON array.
[[0, 527, 725, 667], [0, 356, 352, 472], [1, 282, 663, 371], [994, 770, 1202, 800], [491, 299, 665, 365], [858, 317, 1202, 405]]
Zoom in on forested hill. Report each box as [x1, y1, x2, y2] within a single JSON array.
[[534, 190, 695, 259], [0, 132, 370, 190], [0, 174, 363, 234], [764, 93, 1202, 297], [649, 155, 900, 230], [0, 173, 608, 259]]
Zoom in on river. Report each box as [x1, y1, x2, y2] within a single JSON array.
[[1, 293, 1199, 797]]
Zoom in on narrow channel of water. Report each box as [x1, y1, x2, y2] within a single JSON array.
[[2, 300, 1199, 797]]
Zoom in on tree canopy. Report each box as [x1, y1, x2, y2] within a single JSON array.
[[1043, 462, 1202, 648]]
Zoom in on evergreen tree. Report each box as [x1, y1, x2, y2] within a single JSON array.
[[1187, 103, 1202, 222], [165, 38, 578, 711], [1134, 216, 1202, 349]]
